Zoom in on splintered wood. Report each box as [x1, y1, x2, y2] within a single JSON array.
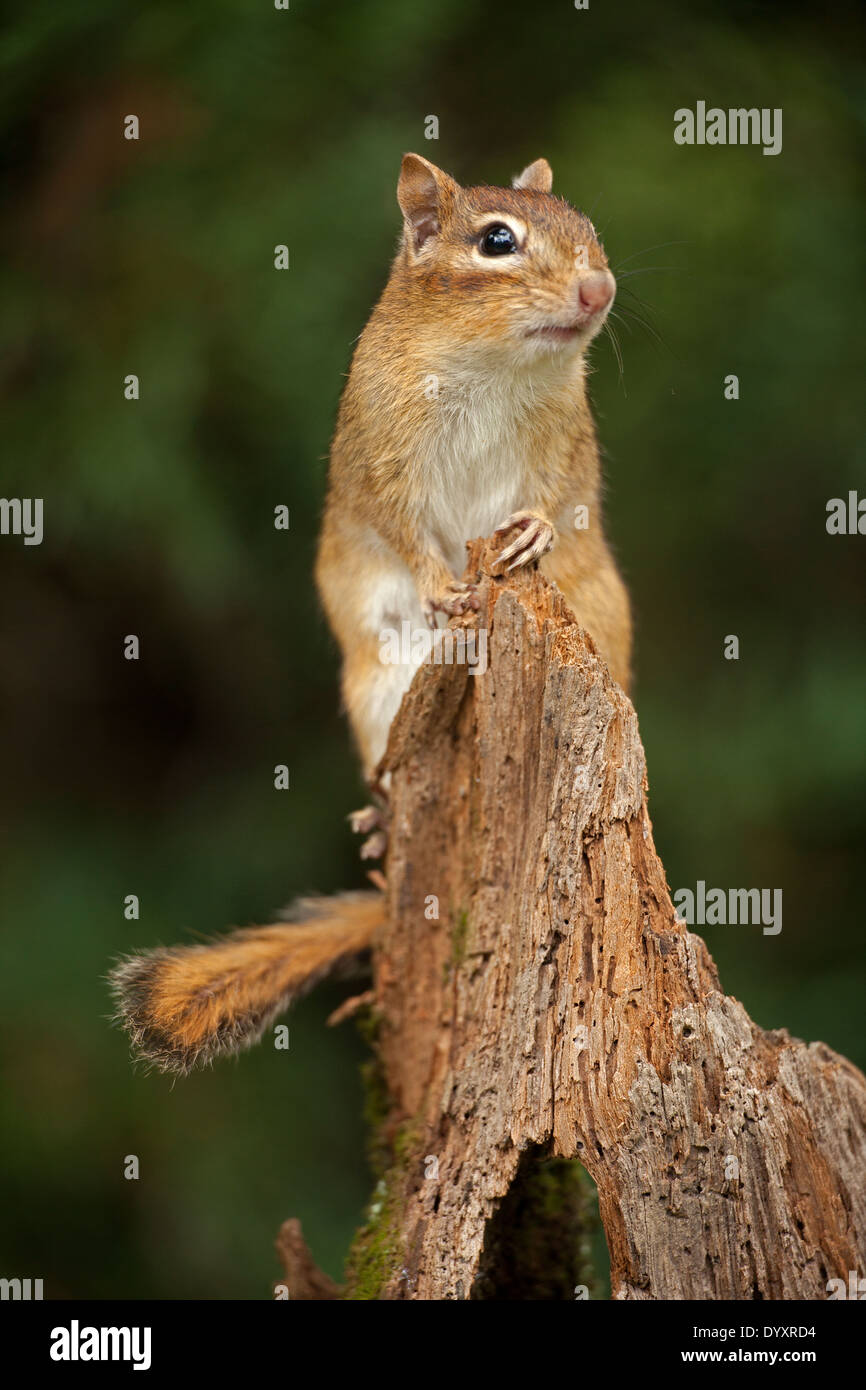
[[364, 537, 866, 1300]]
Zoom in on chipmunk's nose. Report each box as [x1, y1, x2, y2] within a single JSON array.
[[577, 269, 616, 317]]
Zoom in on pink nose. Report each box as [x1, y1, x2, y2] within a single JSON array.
[[578, 270, 615, 317]]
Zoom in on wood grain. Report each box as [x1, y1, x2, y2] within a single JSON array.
[[349, 536, 866, 1300]]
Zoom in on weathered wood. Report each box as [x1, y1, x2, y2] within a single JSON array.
[[346, 536, 866, 1300], [275, 1219, 341, 1300]]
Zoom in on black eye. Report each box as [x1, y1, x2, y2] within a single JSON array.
[[480, 224, 518, 256]]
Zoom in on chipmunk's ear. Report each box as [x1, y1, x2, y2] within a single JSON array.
[[512, 158, 553, 193], [397, 153, 458, 251]]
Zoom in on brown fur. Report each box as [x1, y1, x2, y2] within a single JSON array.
[[111, 154, 633, 1077], [110, 893, 382, 1074], [316, 153, 632, 777]]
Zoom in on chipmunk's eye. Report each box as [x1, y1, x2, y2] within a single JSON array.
[[480, 224, 518, 256]]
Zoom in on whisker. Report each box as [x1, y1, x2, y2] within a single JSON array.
[[615, 302, 668, 351], [617, 266, 680, 280], [612, 240, 687, 272], [604, 317, 626, 388], [607, 308, 634, 337], [613, 282, 669, 348]]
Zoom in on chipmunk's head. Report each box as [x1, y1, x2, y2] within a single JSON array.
[[395, 153, 615, 366]]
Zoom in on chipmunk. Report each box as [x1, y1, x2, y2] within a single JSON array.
[[110, 154, 632, 1074]]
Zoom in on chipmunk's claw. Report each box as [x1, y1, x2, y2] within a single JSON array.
[[423, 582, 481, 626], [348, 804, 384, 836], [494, 511, 555, 571], [360, 830, 388, 861], [350, 800, 389, 861]]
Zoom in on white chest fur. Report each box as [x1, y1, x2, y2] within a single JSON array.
[[415, 360, 570, 574]]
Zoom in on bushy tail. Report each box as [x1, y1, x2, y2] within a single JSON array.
[[109, 892, 382, 1076]]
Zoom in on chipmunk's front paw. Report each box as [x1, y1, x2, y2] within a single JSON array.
[[422, 581, 481, 626], [359, 830, 388, 861], [348, 804, 384, 836], [493, 511, 555, 571], [349, 803, 389, 861]]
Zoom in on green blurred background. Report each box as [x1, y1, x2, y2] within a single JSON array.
[[1, 0, 864, 1298]]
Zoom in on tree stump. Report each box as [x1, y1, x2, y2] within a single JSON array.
[[340, 537, 866, 1300]]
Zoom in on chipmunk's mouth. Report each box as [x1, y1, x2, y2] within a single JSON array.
[[524, 322, 583, 343], [525, 272, 616, 344]]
